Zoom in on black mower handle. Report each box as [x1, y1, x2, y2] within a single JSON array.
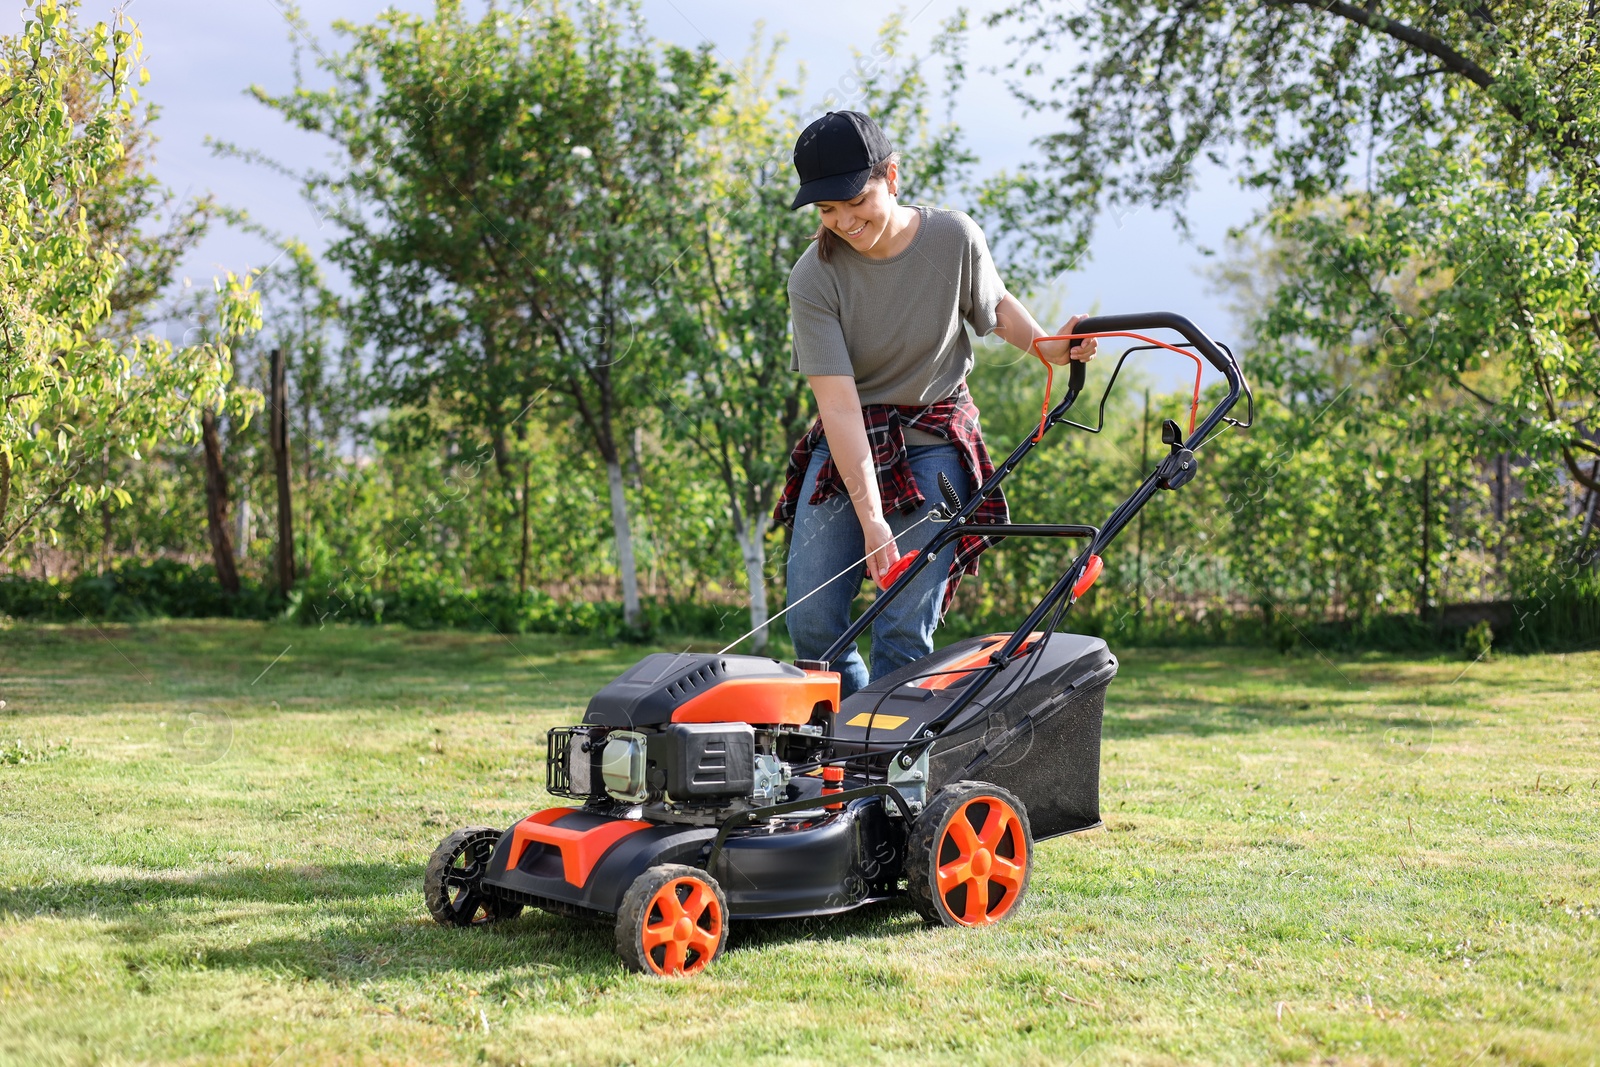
[[1070, 311, 1241, 390]]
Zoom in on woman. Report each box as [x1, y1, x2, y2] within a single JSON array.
[[774, 110, 1097, 699]]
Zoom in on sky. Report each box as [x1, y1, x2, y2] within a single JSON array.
[[11, 0, 1267, 387]]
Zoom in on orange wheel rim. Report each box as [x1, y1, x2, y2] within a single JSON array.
[[640, 877, 722, 975], [936, 796, 1027, 925]]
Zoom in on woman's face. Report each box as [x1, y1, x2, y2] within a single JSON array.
[[813, 163, 898, 253]]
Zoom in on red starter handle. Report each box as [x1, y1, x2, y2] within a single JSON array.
[[877, 548, 919, 590]]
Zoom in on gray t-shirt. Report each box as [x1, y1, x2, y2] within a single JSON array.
[[788, 205, 1007, 411]]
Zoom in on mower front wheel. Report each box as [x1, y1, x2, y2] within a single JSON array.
[[905, 781, 1034, 927], [615, 864, 729, 976], [424, 826, 524, 927]]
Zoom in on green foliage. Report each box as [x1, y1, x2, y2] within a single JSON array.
[[0, 736, 69, 766], [656, 15, 982, 651], [9, 0, 1597, 662], [236, 0, 733, 623], [1464, 618, 1495, 661], [0, 557, 737, 643], [0, 558, 276, 620], [0, 1, 259, 555], [989, 0, 1600, 574]]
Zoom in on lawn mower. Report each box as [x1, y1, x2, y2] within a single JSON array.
[[424, 311, 1250, 975]]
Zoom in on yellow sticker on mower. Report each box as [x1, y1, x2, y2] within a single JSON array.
[[844, 712, 909, 731]]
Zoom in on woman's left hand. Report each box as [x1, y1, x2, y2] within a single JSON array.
[[1035, 313, 1098, 366]]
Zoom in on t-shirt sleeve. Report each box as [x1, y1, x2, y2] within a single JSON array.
[[788, 266, 855, 376], [959, 213, 1007, 337]]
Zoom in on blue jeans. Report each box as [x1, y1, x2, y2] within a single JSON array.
[[785, 440, 970, 699]]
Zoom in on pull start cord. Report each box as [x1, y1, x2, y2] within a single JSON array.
[[718, 508, 943, 655]]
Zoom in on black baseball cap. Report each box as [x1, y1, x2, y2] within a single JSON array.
[[790, 111, 894, 210]]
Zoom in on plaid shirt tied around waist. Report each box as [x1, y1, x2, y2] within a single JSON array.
[[773, 384, 1010, 616]]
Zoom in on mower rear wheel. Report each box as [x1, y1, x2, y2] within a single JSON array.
[[615, 864, 728, 976], [424, 826, 524, 927], [905, 781, 1033, 927]]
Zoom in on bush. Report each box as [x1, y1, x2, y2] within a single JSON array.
[[0, 561, 739, 644], [3, 561, 1596, 655], [1464, 619, 1495, 661]]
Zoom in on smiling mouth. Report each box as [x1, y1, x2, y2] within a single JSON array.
[[843, 222, 868, 239]]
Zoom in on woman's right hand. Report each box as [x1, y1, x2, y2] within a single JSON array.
[[861, 513, 900, 586]]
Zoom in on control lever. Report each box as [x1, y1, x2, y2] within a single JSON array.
[[1156, 419, 1197, 491], [934, 471, 963, 520], [1161, 418, 1184, 453]]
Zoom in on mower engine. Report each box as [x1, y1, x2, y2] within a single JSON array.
[[545, 653, 838, 824]]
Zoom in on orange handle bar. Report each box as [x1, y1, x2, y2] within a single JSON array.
[[1028, 331, 1208, 443]]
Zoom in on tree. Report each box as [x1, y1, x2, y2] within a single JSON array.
[[988, 0, 1600, 536], [221, 227, 352, 588], [244, 0, 724, 626], [0, 1, 258, 558], [660, 15, 978, 651], [657, 37, 812, 652]]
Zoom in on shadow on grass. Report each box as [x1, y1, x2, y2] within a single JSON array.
[[2, 861, 627, 980], [727, 897, 921, 952], [0, 862, 421, 915], [1, 861, 925, 982]]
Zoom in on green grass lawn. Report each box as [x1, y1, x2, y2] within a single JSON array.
[[0, 619, 1595, 1066]]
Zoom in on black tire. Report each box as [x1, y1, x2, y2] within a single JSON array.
[[905, 781, 1033, 927], [424, 826, 524, 927], [614, 864, 729, 976]]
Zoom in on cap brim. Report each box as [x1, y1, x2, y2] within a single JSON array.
[[790, 167, 872, 210]]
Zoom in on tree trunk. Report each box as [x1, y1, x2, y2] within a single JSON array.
[[301, 371, 313, 579], [201, 409, 241, 595], [0, 452, 11, 543], [605, 458, 641, 627], [733, 512, 771, 654], [1580, 460, 1599, 565], [1493, 452, 1508, 579], [234, 487, 250, 562], [99, 446, 113, 573], [1418, 456, 1432, 620], [518, 458, 531, 595], [1494, 453, 1507, 523], [270, 347, 296, 593]]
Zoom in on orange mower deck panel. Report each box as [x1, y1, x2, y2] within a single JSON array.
[[506, 808, 651, 886], [915, 633, 1043, 690]]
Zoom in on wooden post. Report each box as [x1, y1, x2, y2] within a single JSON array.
[[270, 347, 296, 593], [201, 409, 240, 594]]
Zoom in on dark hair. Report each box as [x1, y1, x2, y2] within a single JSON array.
[[810, 153, 900, 263]]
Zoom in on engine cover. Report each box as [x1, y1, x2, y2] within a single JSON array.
[[583, 653, 838, 728]]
